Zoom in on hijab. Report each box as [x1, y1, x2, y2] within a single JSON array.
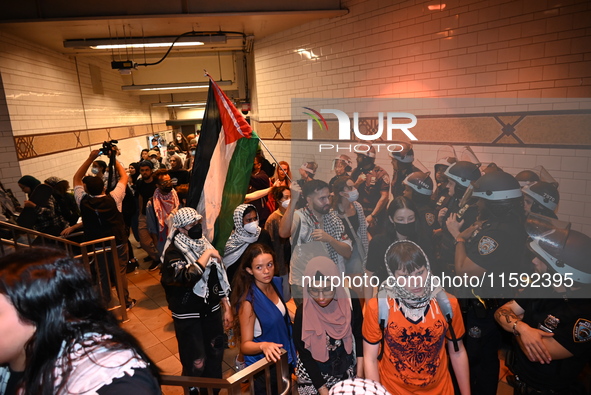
[[18, 175, 41, 191], [223, 204, 261, 268], [302, 256, 353, 363]]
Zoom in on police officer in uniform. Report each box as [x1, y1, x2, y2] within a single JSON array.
[[495, 217, 591, 395], [522, 181, 560, 219], [447, 171, 527, 395], [432, 145, 457, 210], [328, 154, 353, 189], [402, 171, 439, 235], [389, 141, 419, 199], [351, 146, 390, 236], [434, 161, 481, 276]]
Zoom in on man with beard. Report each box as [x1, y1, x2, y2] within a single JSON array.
[[136, 160, 161, 270], [146, 170, 180, 260], [279, 179, 352, 302], [351, 146, 390, 236]]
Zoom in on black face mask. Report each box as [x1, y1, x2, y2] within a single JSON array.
[[188, 223, 203, 239], [394, 221, 416, 238], [161, 186, 173, 194]]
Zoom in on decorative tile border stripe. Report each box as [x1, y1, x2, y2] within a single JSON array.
[[253, 110, 591, 148], [14, 123, 168, 160]]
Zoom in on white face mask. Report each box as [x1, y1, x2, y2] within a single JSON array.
[[281, 199, 290, 209], [344, 188, 359, 202], [91, 167, 99, 175], [243, 220, 259, 234]]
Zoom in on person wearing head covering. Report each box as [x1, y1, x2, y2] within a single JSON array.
[[223, 203, 273, 283], [363, 240, 469, 395], [293, 256, 364, 394], [160, 207, 232, 394], [329, 378, 392, 395]]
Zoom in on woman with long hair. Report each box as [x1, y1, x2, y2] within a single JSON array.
[[294, 256, 364, 395], [272, 161, 292, 187], [363, 240, 470, 395], [0, 247, 160, 394], [230, 243, 296, 394]]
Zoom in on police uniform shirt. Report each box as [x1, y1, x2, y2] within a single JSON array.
[[437, 198, 479, 266], [351, 165, 390, 212], [465, 217, 526, 297], [512, 296, 591, 391]]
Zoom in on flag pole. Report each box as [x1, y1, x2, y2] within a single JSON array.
[[204, 68, 291, 184], [257, 137, 293, 184]]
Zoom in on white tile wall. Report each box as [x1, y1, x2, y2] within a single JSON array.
[[252, 0, 591, 121], [0, 31, 169, 200]]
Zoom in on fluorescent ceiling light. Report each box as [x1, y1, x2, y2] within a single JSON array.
[[122, 80, 232, 91], [92, 42, 205, 49], [64, 35, 227, 50], [151, 102, 207, 108]]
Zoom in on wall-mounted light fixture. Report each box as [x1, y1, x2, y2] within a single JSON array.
[[121, 80, 232, 91], [64, 35, 227, 50]]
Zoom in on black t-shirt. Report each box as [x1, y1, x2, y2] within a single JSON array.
[[168, 170, 190, 186], [248, 170, 271, 225], [96, 367, 160, 394], [512, 296, 591, 391], [136, 179, 157, 215], [351, 165, 390, 214]]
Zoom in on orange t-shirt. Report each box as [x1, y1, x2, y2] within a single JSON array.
[[362, 294, 465, 395]]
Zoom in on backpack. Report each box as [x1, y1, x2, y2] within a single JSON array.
[[377, 286, 459, 361]]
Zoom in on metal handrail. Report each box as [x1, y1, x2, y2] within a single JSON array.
[[161, 349, 291, 395], [0, 221, 128, 322]]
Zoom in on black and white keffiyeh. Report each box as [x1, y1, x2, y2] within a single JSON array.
[[161, 207, 231, 299], [222, 204, 260, 268], [380, 240, 438, 322]]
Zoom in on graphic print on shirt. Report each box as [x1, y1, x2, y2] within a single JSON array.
[[384, 318, 446, 387]]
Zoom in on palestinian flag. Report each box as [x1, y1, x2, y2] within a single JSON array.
[[187, 75, 258, 251]]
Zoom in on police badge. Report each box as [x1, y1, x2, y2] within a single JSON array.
[[573, 318, 591, 343], [538, 314, 560, 333], [478, 236, 498, 255]]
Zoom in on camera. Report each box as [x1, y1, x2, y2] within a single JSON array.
[[99, 140, 118, 157]]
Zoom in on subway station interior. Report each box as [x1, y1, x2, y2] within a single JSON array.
[[0, 0, 590, 394]]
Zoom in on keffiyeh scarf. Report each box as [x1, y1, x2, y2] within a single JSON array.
[[152, 187, 180, 232], [161, 207, 231, 300], [223, 204, 260, 268]]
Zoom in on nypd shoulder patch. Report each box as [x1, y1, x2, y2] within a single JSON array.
[[425, 212, 435, 226], [574, 318, 591, 343], [478, 236, 498, 255]]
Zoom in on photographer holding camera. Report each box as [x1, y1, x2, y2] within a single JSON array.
[[73, 147, 135, 310]]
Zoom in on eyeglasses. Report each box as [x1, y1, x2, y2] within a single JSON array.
[[308, 287, 335, 298]]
